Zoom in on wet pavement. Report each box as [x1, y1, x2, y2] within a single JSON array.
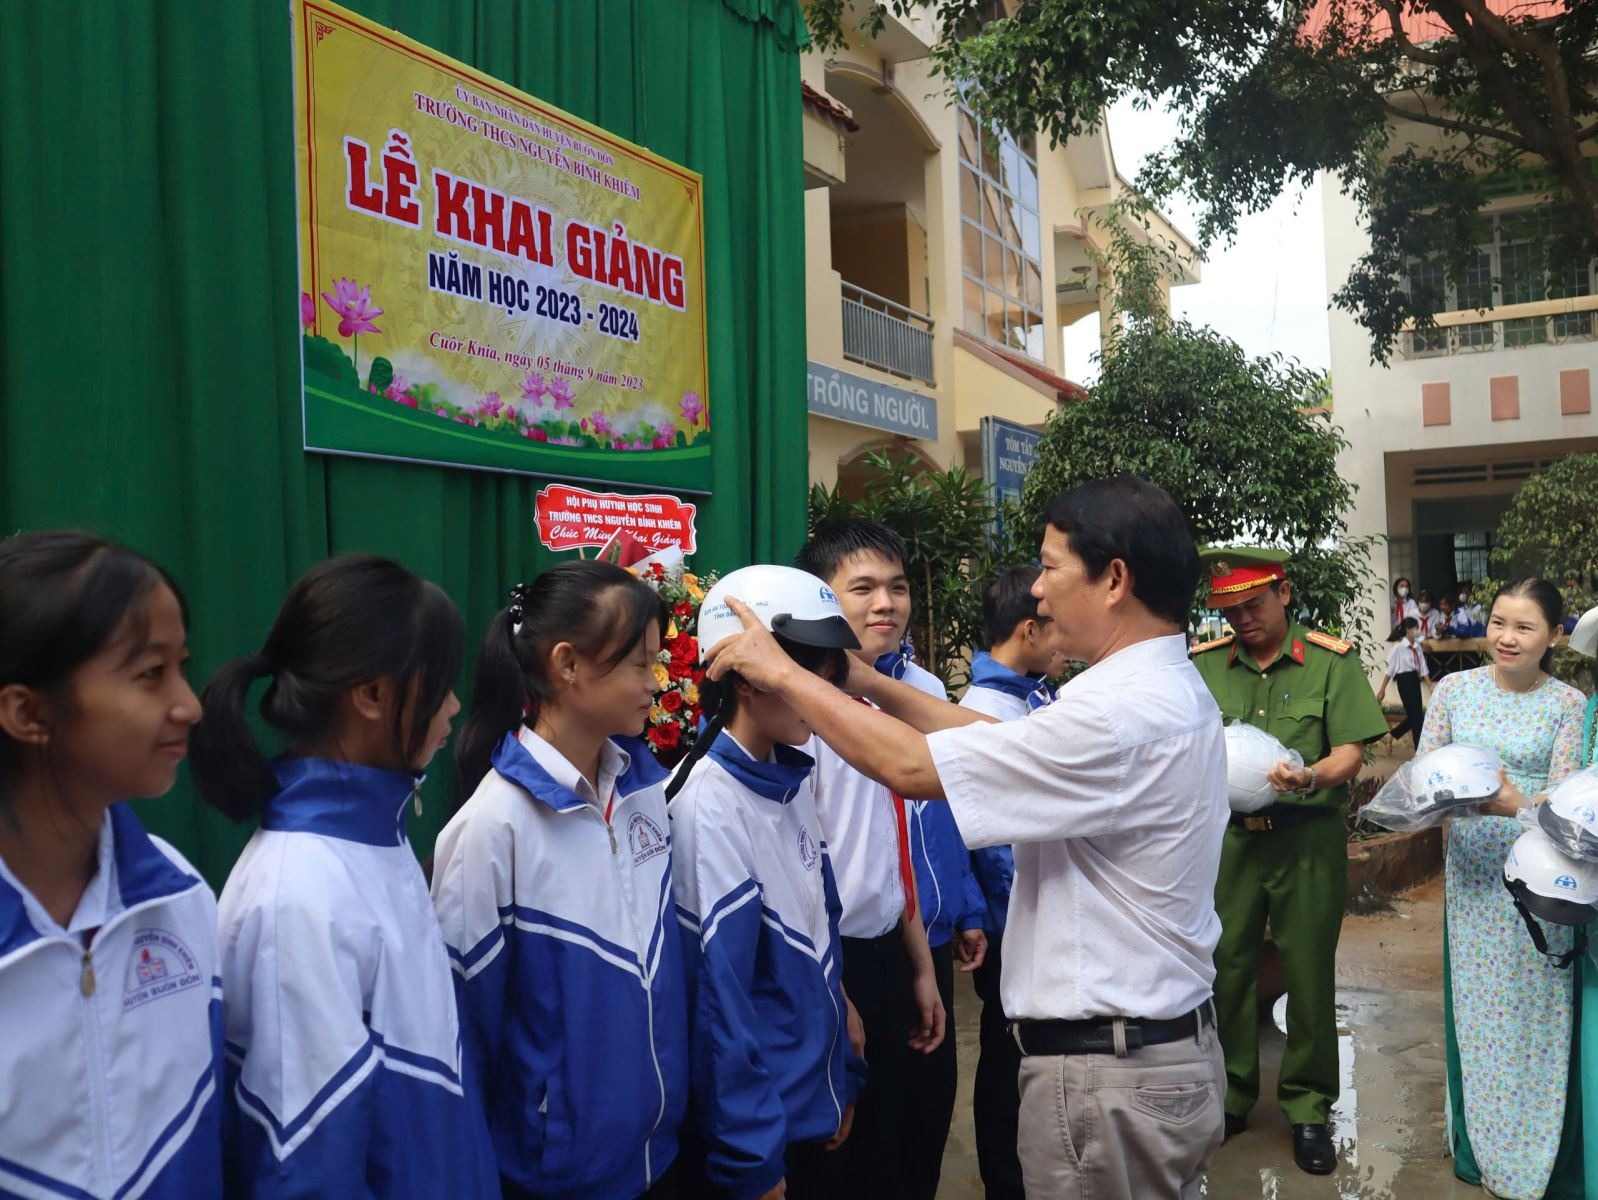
[[937, 878, 1478, 1199]]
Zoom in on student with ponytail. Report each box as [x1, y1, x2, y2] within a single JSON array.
[[0, 531, 219, 1200], [432, 561, 689, 1200], [190, 555, 496, 1200]]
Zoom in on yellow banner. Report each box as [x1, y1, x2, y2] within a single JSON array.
[[293, 0, 711, 489]]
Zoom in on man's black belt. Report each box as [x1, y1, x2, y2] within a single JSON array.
[[1012, 1004, 1213, 1057], [1229, 805, 1336, 833]]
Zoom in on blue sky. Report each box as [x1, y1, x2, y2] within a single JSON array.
[[1061, 100, 1334, 383]]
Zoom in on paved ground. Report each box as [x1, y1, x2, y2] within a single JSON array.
[[937, 741, 1477, 1199]]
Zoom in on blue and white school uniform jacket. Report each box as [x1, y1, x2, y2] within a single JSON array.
[[218, 758, 497, 1200], [667, 734, 864, 1199], [876, 653, 984, 949], [958, 651, 1055, 938], [0, 804, 223, 1200], [431, 728, 689, 1200]]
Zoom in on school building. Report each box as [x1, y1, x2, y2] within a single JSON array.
[[798, 12, 1195, 495], [1322, 117, 1598, 647]]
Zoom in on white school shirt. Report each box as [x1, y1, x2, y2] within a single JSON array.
[[926, 634, 1228, 1022], [1385, 638, 1429, 678], [806, 737, 904, 939]]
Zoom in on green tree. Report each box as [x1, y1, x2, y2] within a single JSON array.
[[807, 0, 1598, 361], [1016, 204, 1378, 640], [1486, 452, 1598, 688], [808, 451, 1031, 692]]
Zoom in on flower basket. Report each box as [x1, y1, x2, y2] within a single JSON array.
[[628, 556, 717, 768]]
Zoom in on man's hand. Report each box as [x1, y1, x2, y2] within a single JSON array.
[[705, 597, 799, 690], [908, 962, 946, 1054], [1268, 761, 1314, 793], [954, 928, 987, 973], [825, 1104, 855, 1151], [844, 993, 866, 1061]]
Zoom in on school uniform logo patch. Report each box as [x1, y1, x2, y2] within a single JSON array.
[[123, 928, 204, 1011], [628, 813, 669, 866], [797, 825, 819, 872]]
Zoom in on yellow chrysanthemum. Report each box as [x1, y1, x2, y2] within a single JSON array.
[[652, 663, 671, 691], [683, 684, 699, 707]]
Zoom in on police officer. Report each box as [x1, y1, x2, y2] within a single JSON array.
[[1191, 548, 1389, 1175]]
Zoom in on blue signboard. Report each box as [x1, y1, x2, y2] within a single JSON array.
[[807, 362, 938, 440], [981, 416, 1040, 505]]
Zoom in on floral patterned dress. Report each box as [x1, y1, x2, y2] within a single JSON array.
[[1418, 667, 1587, 1199]]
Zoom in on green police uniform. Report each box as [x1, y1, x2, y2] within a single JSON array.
[[1192, 548, 1389, 1127]]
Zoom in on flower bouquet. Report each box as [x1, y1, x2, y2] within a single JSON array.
[[597, 531, 716, 768]]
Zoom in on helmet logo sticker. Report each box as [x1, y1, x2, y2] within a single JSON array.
[[1555, 874, 1579, 891], [820, 585, 838, 604]]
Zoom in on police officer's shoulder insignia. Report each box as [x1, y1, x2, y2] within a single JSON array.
[[1305, 630, 1354, 656], [1192, 633, 1235, 654]]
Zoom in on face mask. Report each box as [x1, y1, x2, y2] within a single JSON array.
[[1459, 593, 1469, 603], [1397, 586, 1410, 598], [1420, 603, 1431, 613]]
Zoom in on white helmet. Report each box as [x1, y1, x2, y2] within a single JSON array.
[[1571, 606, 1598, 658], [697, 565, 860, 662], [1360, 743, 1504, 832], [1224, 722, 1303, 814], [1409, 744, 1504, 813], [1536, 766, 1598, 861], [1504, 827, 1598, 968]]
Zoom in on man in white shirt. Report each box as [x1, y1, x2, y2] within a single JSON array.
[[710, 476, 1230, 1200]]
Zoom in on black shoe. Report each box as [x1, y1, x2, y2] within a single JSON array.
[[1223, 1113, 1248, 1141], [1292, 1123, 1336, 1175]]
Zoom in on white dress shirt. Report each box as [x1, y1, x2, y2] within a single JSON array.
[[926, 634, 1228, 1022]]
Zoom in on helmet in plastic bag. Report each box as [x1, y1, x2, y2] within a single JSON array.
[[1224, 722, 1302, 814], [1409, 744, 1503, 813], [697, 565, 860, 662], [1571, 606, 1598, 659], [1536, 766, 1598, 862], [1503, 827, 1598, 968]]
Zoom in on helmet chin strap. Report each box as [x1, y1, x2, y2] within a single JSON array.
[[665, 689, 732, 803], [1504, 877, 1588, 969]]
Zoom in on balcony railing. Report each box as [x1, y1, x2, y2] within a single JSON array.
[[842, 282, 935, 385]]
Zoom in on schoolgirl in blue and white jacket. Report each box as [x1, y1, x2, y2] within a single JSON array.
[[669, 565, 867, 1199], [434, 563, 689, 1200], [0, 532, 221, 1200], [190, 555, 497, 1199]]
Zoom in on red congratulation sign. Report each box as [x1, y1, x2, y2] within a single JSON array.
[[535, 485, 698, 555]]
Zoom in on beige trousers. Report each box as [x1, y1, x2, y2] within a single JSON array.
[[1015, 1015, 1226, 1200]]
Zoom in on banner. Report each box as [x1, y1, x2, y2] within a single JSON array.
[[535, 485, 699, 555], [293, 1, 711, 491]]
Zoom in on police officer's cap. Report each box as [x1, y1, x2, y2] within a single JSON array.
[[1198, 546, 1291, 610]]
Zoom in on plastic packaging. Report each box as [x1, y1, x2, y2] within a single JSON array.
[[1536, 764, 1598, 861], [1360, 744, 1504, 832], [1224, 721, 1305, 814]]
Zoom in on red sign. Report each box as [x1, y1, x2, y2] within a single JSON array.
[[535, 485, 698, 555]]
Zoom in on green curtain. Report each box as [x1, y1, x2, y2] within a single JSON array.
[[0, 0, 810, 888]]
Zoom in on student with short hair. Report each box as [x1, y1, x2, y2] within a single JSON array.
[[192, 554, 497, 1199], [667, 565, 866, 1199], [0, 531, 220, 1200], [434, 561, 688, 1200], [793, 521, 944, 1200], [957, 564, 1060, 1200]]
